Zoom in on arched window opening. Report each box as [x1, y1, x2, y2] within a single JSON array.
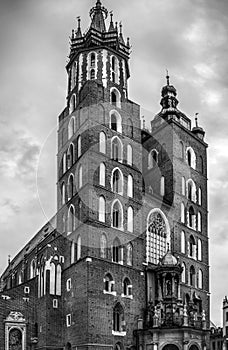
[[111, 56, 118, 84], [189, 235, 196, 259], [198, 238, 202, 261], [181, 203, 185, 223], [127, 207, 133, 233], [198, 212, 202, 232], [126, 243, 133, 266], [99, 196, 106, 222], [198, 269, 203, 289], [69, 94, 76, 114], [160, 176, 165, 196], [112, 56, 117, 71], [182, 177, 186, 196], [181, 263, 186, 283], [90, 69, 95, 80], [113, 303, 124, 333], [68, 175, 74, 200], [56, 264, 61, 296], [30, 260, 36, 279], [61, 183, 66, 205], [189, 265, 196, 287], [99, 163, 106, 187], [67, 144, 74, 169], [100, 233, 107, 258], [63, 153, 67, 174], [78, 165, 83, 189], [181, 231, 185, 254], [77, 135, 81, 158], [111, 91, 117, 106], [112, 168, 123, 194], [104, 273, 114, 293], [198, 187, 202, 206], [146, 210, 169, 264], [186, 147, 196, 169], [110, 111, 122, 133], [68, 117, 75, 139], [112, 137, 123, 162], [127, 145, 133, 166], [188, 206, 196, 229], [112, 200, 123, 229], [77, 235, 81, 260], [112, 238, 122, 263], [148, 149, 158, 169], [123, 277, 132, 297], [71, 241, 75, 264], [127, 175, 133, 198], [180, 141, 185, 159], [99, 131, 106, 154], [187, 179, 197, 202], [90, 53, 95, 67], [68, 205, 75, 234]]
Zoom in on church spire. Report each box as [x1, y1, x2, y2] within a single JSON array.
[[90, 0, 108, 32], [108, 11, 115, 32], [75, 16, 82, 38]]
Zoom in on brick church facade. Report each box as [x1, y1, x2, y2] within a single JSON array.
[[0, 1, 210, 350]]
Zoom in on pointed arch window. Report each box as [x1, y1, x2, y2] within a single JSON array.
[[198, 238, 202, 261], [112, 200, 123, 230], [30, 260, 36, 279], [111, 56, 118, 84], [148, 149, 158, 169], [90, 69, 95, 80], [104, 273, 114, 293], [100, 233, 107, 258], [99, 163, 106, 187], [99, 131, 106, 154], [69, 94, 76, 114], [71, 241, 75, 264], [189, 265, 196, 287], [67, 144, 74, 169], [77, 135, 81, 158], [146, 210, 169, 264], [68, 205, 75, 234], [189, 235, 196, 259], [188, 206, 196, 229], [181, 203, 185, 223], [182, 177, 186, 196], [111, 137, 123, 162], [90, 53, 96, 67], [77, 235, 81, 260], [78, 165, 83, 189], [113, 303, 124, 333], [126, 243, 133, 266], [127, 145, 133, 166], [186, 147, 196, 169], [50, 263, 55, 295], [127, 207, 133, 233], [127, 175, 133, 198], [198, 269, 203, 289], [127, 118, 133, 138], [160, 176, 165, 196], [123, 277, 132, 297], [181, 263, 186, 283], [112, 168, 123, 194], [68, 117, 75, 139], [56, 264, 61, 296], [198, 211, 202, 232], [112, 238, 123, 264], [110, 111, 122, 133], [61, 183, 66, 205], [68, 174, 74, 200], [99, 196, 106, 222], [110, 87, 121, 108], [198, 187, 202, 206], [63, 153, 67, 174], [181, 230, 185, 254], [187, 179, 197, 202]]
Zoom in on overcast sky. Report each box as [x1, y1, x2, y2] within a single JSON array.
[[0, 0, 227, 325]]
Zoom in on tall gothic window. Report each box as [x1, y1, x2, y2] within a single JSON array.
[[77, 235, 81, 260], [67, 144, 74, 169], [112, 200, 123, 229], [146, 210, 168, 264], [99, 132, 106, 153], [127, 145, 133, 166], [100, 233, 107, 258], [61, 182, 66, 205], [127, 207, 133, 232], [68, 117, 75, 139], [189, 235, 196, 259], [198, 238, 202, 261], [148, 149, 158, 169], [113, 303, 124, 332], [112, 168, 123, 194], [186, 147, 196, 169], [68, 205, 75, 234], [77, 135, 81, 158], [126, 243, 133, 266], [181, 262, 186, 283], [99, 196, 106, 222], [110, 111, 122, 133], [181, 230, 185, 254], [68, 174, 74, 200], [189, 265, 196, 287], [111, 137, 123, 162], [99, 163, 106, 187]]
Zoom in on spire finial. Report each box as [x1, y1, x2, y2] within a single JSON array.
[[166, 69, 170, 86], [195, 113, 199, 127], [8, 255, 11, 265], [110, 11, 113, 23], [120, 22, 122, 34], [77, 16, 81, 28], [167, 242, 170, 251]]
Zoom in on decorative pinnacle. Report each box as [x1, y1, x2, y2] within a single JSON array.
[[8, 255, 11, 265], [110, 11, 113, 22], [195, 113, 199, 127], [77, 16, 81, 28], [166, 69, 170, 86], [120, 22, 122, 34]]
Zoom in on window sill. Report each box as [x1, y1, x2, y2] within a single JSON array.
[[121, 293, 133, 300], [103, 290, 116, 296], [112, 331, 126, 337]]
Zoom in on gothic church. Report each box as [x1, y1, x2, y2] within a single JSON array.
[[0, 1, 210, 350]]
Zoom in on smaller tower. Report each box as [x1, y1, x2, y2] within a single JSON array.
[[223, 296, 228, 339]]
